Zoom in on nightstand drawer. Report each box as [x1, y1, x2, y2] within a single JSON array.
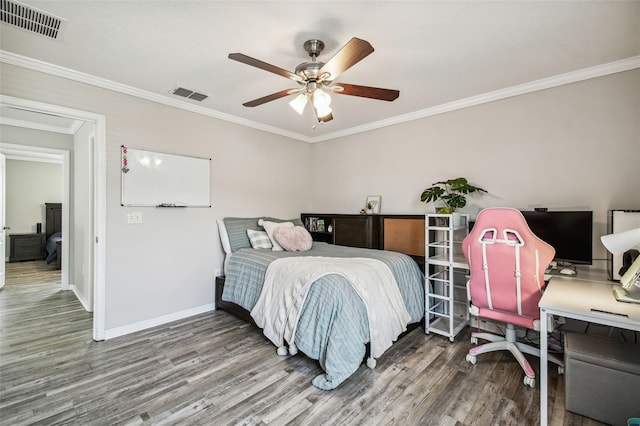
[[9, 233, 46, 262]]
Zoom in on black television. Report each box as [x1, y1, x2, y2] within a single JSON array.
[[520, 210, 593, 265]]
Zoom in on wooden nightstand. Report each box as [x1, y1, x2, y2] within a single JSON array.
[[9, 233, 46, 262]]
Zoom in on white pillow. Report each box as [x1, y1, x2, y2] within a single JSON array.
[[258, 219, 294, 251], [217, 219, 232, 255], [247, 229, 272, 249]]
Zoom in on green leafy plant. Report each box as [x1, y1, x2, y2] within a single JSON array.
[[420, 177, 487, 213]]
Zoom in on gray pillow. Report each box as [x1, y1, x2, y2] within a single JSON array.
[[223, 217, 262, 252], [223, 217, 304, 252]]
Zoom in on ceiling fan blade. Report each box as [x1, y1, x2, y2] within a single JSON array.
[[242, 89, 298, 107], [332, 83, 400, 101], [318, 38, 374, 82], [229, 53, 305, 83]]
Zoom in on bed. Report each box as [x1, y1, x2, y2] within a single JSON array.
[[217, 217, 425, 390], [44, 202, 62, 269]]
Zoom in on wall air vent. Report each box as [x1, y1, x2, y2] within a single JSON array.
[[0, 0, 67, 40], [171, 87, 208, 102]]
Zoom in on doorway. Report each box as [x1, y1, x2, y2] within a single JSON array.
[[0, 95, 106, 341], [0, 144, 69, 289]]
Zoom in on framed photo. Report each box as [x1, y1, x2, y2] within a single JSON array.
[[365, 195, 381, 214]]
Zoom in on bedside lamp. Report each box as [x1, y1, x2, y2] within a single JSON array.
[[601, 227, 640, 303]]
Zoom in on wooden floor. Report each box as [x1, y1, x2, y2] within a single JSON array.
[[4, 260, 61, 285], [0, 262, 604, 426]]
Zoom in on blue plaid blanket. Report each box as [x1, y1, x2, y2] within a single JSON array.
[[222, 242, 424, 389]]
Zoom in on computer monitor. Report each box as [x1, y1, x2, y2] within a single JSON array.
[[520, 210, 593, 265]]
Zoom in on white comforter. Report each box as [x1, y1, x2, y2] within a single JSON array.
[[250, 256, 411, 364]]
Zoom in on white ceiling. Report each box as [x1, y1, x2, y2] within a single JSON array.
[[1, 1, 639, 142]]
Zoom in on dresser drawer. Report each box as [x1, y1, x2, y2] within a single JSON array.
[[9, 233, 45, 262]]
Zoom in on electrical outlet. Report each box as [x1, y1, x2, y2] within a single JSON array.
[[127, 211, 142, 224]]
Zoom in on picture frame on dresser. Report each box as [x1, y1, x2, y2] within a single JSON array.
[[366, 195, 381, 214]]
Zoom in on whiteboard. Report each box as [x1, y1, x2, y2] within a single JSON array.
[[121, 146, 211, 207]]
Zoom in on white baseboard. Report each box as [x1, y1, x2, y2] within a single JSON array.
[[104, 303, 215, 340], [69, 284, 92, 312]]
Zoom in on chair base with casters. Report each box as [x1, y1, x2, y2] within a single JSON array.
[[465, 322, 564, 388]]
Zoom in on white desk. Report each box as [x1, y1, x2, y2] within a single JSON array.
[[539, 277, 640, 425]]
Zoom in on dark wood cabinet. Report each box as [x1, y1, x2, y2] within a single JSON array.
[[301, 213, 379, 249], [9, 233, 46, 262], [333, 215, 376, 248], [301, 213, 426, 270]]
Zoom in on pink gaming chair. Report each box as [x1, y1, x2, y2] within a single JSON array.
[[462, 207, 563, 387]]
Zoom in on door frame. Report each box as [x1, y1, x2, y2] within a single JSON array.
[[0, 94, 107, 341]]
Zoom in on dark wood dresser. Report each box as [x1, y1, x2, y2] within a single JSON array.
[[301, 213, 426, 270], [301, 213, 379, 249], [9, 233, 46, 262]]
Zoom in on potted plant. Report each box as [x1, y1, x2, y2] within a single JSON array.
[[366, 201, 374, 215], [420, 177, 487, 214]]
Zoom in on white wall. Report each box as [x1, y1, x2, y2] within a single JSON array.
[[309, 69, 640, 265], [4, 159, 62, 257], [0, 62, 312, 332], [2, 62, 638, 334]]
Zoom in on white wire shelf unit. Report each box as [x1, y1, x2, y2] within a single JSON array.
[[425, 213, 470, 342]]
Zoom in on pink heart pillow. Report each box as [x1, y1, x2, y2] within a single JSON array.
[[272, 226, 313, 252]]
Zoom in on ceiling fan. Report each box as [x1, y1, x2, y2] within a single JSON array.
[[228, 38, 400, 123]]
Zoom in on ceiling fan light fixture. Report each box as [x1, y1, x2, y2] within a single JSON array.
[[311, 88, 332, 121], [315, 104, 332, 119], [288, 93, 308, 115], [317, 111, 333, 123], [312, 88, 331, 108]]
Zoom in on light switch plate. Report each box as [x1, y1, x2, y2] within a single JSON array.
[[127, 211, 142, 224]]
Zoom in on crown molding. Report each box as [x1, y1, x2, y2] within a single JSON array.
[[307, 55, 640, 143], [2, 50, 638, 144], [0, 50, 312, 142]]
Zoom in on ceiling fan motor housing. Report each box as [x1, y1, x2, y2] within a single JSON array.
[[294, 61, 325, 81], [303, 39, 324, 58], [295, 39, 327, 82]]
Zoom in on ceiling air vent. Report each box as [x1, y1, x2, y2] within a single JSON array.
[[0, 0, 68, 40], [171, 87, 208, 102]]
